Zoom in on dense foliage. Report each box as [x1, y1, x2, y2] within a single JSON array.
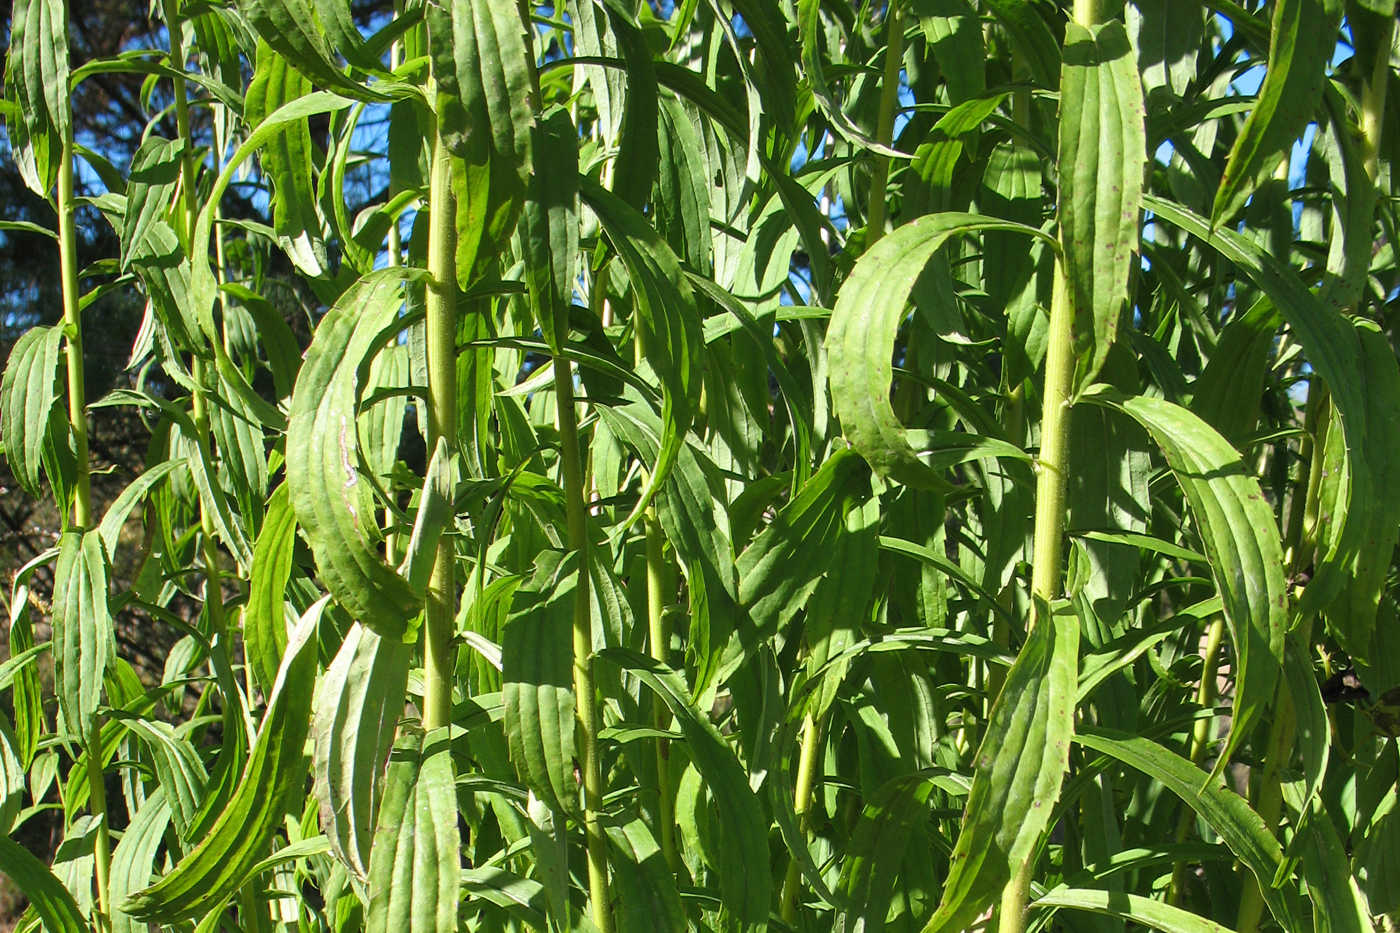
[[2, 0, 1399, 930]]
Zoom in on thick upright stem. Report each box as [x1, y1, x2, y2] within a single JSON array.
[[423, 126, 458, 732], [864, 1, 904, 246], [554, 359, 614, 933]]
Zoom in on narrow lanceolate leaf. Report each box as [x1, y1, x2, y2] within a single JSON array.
[[520, 106, 579, 353], [286, 269, 424, 640], [599, 649, 772, 929], [236, 0, 377, 98], [244, 483, 297, 695], [0, 835, 85, 930], [837, 772, 941, 931], [1080, 389, 1286, 769], [827, 214, 1051, 487], [1211, 0, 1343, 223], [797, 0, 904, 157], [920, 600, 1079, 933], [0, 323, 63, 496], [502, 552, 578, 815], [1032, 887, 1233, 933], [122, 599, 325, 922], [426, 0, 534, 184], [395, 438, 456, 594], [52, 530, 113, 735], [1075, 729, 1307, 930], [4, 0, 69, 195], [580, 177, 704, 516], [1057, 20, 1146, 388], [366, 727, 459, 933], [314, 622, 410, 881], [1285, 786, 1370, 933]]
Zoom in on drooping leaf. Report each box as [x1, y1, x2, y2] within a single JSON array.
[[52, 530, 113, 735], [244, 482, 297, 695], [502, 551, 579, 815], [599, 649, 772, 929], [1075, 728, 1308, 931], [1032, 887, 1232, 933], [1080, 389, 1286, 770], [520, 105, 579, 354], [827, 213, 1051, 487], [0, 834, 85, 930], [286, 269, 425, 640]]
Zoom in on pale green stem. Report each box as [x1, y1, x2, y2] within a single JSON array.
[[780, 712, 823, 923], [865, 1, 904, 246], [996, 268, 1075, 933], [59, 68, 109, 928], [1168, 614, 1226, 904], [645, 513, 678, 872], [554, 357, 614, 933], [422, 123, 458, 732]]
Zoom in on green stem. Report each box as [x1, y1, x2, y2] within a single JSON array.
[[422, 120, 458, 732], [554, 357, 614, 933], [780, 712, 823, 923], [59, 74, 109, 927], [865, 0, 904, 246], [645, 512, 679, 872], [1168, 614, 1226, 904]]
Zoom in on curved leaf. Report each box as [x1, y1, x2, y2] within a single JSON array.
[[286, 269, 424, 640], [1211, 0, 1344, 222], [1079, 389, 1286, 769], [1032, 887, 1233, 933], [827, 213, 1052, 487]]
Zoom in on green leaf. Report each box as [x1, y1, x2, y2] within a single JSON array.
[[236, 0, 383, 98], [1080, 389, 1286, 770], [120, 136, 183, 271], [314, 621, 410, 881], [598, 649, 772, 929], [1057, 20, 1147, 388], [985, 0, 1060, 88], [426, 0, 534, 186], [244, 483, 297, 696], [1032, 887, 1232, 933], [52, 530, 112, 735], [827, 213, 1052, 487], [1211, 0, 1344, 222], [0, 834, 85, 930], [0, 324, 63, 497], [246, 39, 325, 274], [502, 551, 579, 815], [520, 106, 579, 354], [122, 598, 325, 922], [606, 815, 687, 933], [798, 0, 906, 157], [837, 771, 942, 931], [110, 790, 173, 933], [914, 0, 986, 105], [1074, 728, 1307, 931], [286, 269, 425, 640], [366, 726, 460, 933], [919, 600, 1079, 933], [580, 176, 704, 517], [4, 0, 69, 195]]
